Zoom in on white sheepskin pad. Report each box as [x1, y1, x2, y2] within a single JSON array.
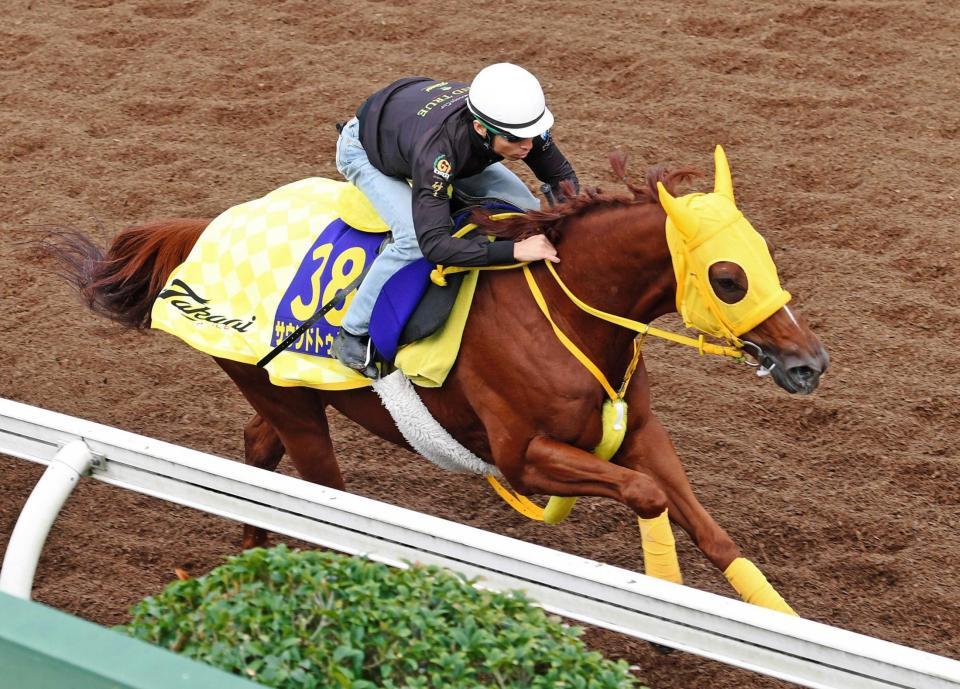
[[371, 371, 495, 475]]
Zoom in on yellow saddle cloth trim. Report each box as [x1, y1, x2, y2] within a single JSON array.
[[395, 270, 479, 387]]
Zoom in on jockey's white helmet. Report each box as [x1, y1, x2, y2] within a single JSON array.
[[467, 63, 554, 139]]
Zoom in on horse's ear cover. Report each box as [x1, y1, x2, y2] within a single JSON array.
[[656, 181, 697, 240], [713, 145, 735, 203]]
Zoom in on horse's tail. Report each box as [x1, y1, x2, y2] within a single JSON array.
[[44, 218, 210, 329]]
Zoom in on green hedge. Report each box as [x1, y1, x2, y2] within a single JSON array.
[[121, 545, 644, 689]]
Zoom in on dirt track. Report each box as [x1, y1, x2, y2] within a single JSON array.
[[2, 2, 959, 688]]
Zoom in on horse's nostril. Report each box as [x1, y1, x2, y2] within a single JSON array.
[[790, 365, 817, 382]]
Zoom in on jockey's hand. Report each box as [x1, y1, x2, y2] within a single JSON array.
[[513, 234, 560, 263]]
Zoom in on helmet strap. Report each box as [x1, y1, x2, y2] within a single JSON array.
[[471, 117, 497, 150]]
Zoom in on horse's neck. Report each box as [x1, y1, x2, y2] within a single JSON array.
[[553, 203, 676, 356]]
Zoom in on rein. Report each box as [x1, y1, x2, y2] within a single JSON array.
[[431, 212, 747, 523]]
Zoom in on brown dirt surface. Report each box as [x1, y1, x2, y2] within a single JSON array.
[[2, 2, 959, 688]]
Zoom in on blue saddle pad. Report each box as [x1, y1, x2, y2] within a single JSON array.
[[368, 201, 522, 362]]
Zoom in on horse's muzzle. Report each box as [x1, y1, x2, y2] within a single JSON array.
[[741, 305, 829, 395], [759, 345, 830, 395]]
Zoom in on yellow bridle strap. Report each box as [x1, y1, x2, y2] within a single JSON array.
[[489, 265, 643, 526], [542, 261, 744, 360], [434, 212, 743, 359], [431, 213, 525, 286], [620, 337, 644, 397], [494, 260, 641, 525], [522, 265, 619, 400]]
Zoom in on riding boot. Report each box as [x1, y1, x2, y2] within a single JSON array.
[[332, 328, 372, 372]]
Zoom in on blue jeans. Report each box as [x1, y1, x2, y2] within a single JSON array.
[[334, 117, 540, 335]]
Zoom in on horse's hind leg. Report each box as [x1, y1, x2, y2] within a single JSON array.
[[215, 358, 344, 544], [241, 414, 285, 549], [216, 359, 343, 484]]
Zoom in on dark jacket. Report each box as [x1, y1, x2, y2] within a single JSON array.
[[356, 77, 578, 266]]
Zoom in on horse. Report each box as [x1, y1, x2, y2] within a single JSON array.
[[46, 146, 828, 616]]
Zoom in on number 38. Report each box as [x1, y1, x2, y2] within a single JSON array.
[[289, 243, 366, 326]]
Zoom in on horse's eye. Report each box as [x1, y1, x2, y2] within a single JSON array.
[[708, 262, 748, 304]]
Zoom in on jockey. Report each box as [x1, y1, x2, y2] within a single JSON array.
[[331, 62, 580, 372]]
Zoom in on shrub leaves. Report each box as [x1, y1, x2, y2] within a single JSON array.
[[121, 545, 644, 689]]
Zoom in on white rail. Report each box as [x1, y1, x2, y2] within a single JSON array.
[[0, 440, 94, 598], [1, 397, 958, 689]]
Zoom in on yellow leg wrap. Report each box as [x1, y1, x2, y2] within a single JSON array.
[[637, 510, 683, 584], [723, 557, 797, 616]]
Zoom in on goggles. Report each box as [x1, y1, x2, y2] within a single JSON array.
[[475, 118, 526, 143]]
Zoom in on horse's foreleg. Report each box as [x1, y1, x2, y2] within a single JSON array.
[[514, 437, 683, 584], [241, 414, 285, 549], [619, 413, 796, 615], [510, 436, 670, 517]]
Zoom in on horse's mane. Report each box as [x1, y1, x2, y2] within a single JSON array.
[[471, 153, 700, 242]]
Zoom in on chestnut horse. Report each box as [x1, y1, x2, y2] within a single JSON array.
[[47, 149, 828, 615]]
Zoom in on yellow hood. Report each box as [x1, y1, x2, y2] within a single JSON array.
[[657, 146, 791, 342]]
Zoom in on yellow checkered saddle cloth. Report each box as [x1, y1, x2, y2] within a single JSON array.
[[151, 177, 477, 390]]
